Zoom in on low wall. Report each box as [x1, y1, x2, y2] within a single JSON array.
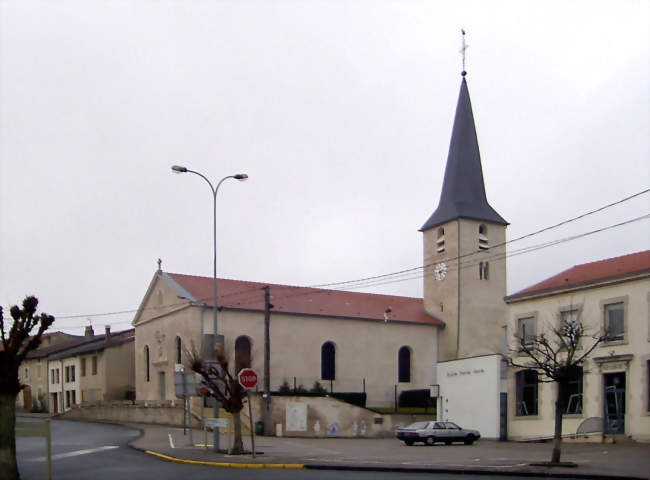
[[61, 401, 202, 428], [61, 395, 434, 438], [250, 394, 433, 438]]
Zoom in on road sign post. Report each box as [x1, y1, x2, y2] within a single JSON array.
[[238, 368, 258, 457]]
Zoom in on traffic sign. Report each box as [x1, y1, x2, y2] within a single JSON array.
[[238, 368, 258, 389], [204, 417, 229, 429]]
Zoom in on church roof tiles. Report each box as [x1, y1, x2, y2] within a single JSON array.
[[165, 272, 442, 326]]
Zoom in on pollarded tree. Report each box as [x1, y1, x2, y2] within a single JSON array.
[[0, 296, 55, 480], [507, 310, 606, 465], [186, 344, 246, 454]]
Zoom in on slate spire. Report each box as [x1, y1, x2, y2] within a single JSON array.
[[420, 77, 507, 232]]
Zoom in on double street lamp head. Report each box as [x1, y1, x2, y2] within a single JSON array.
[[171, 165, 248, 182]]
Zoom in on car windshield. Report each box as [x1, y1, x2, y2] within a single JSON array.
[[405, 422, 429, 429]]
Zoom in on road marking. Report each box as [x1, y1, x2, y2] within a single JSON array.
[[31, 446, 119, 462], [168, 433, 175, 449]]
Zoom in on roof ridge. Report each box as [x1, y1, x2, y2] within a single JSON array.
[[167, 271, 424, 301]]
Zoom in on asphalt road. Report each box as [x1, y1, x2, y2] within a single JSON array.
[[16, 419, 547, 480]]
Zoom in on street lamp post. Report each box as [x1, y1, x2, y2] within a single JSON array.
[[171, 165, 248, 452]]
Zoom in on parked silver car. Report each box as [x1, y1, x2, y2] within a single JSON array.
[[396, 421, 480, 446]]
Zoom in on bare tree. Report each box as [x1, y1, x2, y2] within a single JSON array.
[[186, 344, 246, 454], [507, 311, 606, 464], [0, 296, 55, 480]]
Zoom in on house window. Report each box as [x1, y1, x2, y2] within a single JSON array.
[[604, 302, 624, 341], [516, 370, 538, 416], [24, 367, 29, 379], [145, 346, 150, 382], [398, 346, 411, 383], [175, 336, 182, 364], [561, 366, 583, 414], [235, 336, 252, 374], [71, 365, 75, 382], [436, 228, 445, 253], [561, 309, 580, 327], [51, 370, 55, 384], [81, 358, 86, 377], [65, 391, 70, 408], [478, 224, 488, 250], [321, 342, 335, 381], [65, 366, 70, 383], [91, 356, 97, 375], [518, 316, 536, 345], [71, 390, 76, 406], [56, 369, 60, 384]]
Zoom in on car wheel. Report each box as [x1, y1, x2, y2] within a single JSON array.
[[425, 436, 436, 446], [404, 440, 414, 446], [464, 434, 475, 445]]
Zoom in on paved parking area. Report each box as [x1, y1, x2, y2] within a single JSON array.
[[130, 424, 650, 478]]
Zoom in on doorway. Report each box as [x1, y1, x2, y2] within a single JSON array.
[[23, 386, 32, 411], [604, 372, 625, 434]]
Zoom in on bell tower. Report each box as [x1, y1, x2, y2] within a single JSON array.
[[421, 71, 508, 362]]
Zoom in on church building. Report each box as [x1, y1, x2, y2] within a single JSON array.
[[132, 69, 510, 437]]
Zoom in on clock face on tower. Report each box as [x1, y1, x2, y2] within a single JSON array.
[[434, 262, 448, 281]]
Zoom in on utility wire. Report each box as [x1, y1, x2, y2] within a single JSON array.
[[48, 190, 649, 324]]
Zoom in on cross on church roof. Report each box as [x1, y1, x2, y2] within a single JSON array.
[[460, 29, 468, 76]]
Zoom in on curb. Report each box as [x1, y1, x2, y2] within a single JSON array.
[[304, 464, 647, 480], [137, 447, 646, 479], [143, 449, 304, 469]]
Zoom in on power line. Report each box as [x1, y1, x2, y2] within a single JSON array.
[[48, 191, 649, 323], [308, 188, 649, 290]]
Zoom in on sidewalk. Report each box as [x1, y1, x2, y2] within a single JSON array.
[[128, 423, 650, 479]]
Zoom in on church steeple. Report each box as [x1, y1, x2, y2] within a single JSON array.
[[420, 77, 507, 232]]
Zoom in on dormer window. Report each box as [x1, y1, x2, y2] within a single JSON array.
[[478, 224, 488, 250], [436, 228, 445, 253]]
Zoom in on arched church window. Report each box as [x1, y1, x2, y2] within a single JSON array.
[[436, 228, 445, 253], [145, 346, 150, 382], [398, 346, 412, 383], [478, 224, 489, 250], [321, 342, 335, 381], [175, 337, 182, 364], [235, 336, 252, 374]]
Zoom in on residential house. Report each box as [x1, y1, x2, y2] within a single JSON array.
[[505, 250, 650, 441], [48, 326, 135, 411]]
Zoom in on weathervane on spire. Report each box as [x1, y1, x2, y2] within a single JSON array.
[[460, 29, 468, 76]]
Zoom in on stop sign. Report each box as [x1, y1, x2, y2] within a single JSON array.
[[238, 368, 258, 389]]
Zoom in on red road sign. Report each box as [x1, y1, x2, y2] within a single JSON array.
[[238, 368, 258, 389]]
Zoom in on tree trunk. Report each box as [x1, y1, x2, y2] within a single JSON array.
[[551, 383, 564, 464], [0, 392, 19, 480], [231, 411, 244, 454]]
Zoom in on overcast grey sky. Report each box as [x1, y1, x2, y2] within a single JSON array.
[[1, 1, 648, 335]]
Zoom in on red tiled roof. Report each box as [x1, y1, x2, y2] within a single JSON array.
[[506, 250, 650, 301], [167, 273, 442, 326]]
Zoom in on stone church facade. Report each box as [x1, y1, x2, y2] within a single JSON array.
[[133, 72, 511, 431]]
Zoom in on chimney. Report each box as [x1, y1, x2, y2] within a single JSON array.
[[84, 325, 94, 338], [105, 326, 111, 342]]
